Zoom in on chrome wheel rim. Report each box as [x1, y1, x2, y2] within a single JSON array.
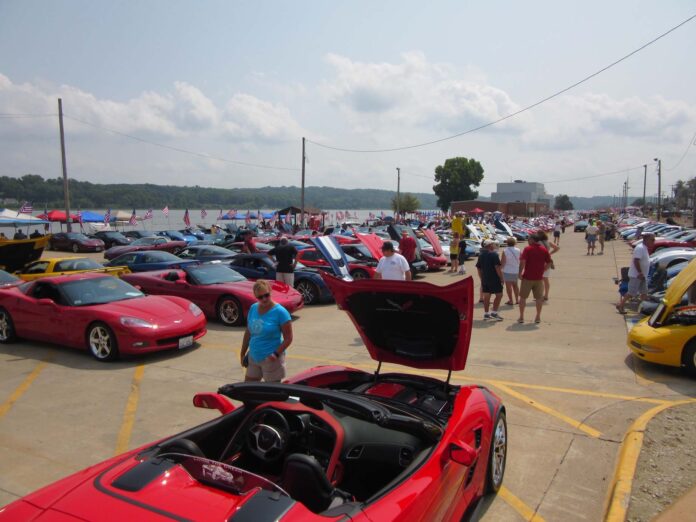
[[0, 312, 9, 341], [220, 300, 239, 324], [297, 282, 314, 304], [492, 417, 507, 486], [89, 326, 112, 359]]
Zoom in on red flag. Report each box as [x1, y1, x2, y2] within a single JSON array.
[[245, 211, 251, 225], [129, 209, 137, 226], [183, 209, 191, 227]]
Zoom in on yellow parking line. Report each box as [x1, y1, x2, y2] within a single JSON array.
[[605, 399, 696, 521], [114, 364, 145, 455], [0, 360, 48, 419], [499, 486, 546, 521], [489, 382, 602, 438]]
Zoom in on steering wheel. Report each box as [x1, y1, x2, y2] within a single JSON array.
[[246, 408, 291, 462]]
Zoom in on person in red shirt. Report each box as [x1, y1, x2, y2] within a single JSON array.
[[241, 230, 258, 254], [518, 233, 552, 324], [398, 229, 417, 273]]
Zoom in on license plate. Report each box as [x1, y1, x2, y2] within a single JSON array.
[[96, 247, 102, 251], [178, 335, 193, 349]]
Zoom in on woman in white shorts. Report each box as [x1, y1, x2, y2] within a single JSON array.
[[537, 231, 559, 301], [500, 237, 521, 305]]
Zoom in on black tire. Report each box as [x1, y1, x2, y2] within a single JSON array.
[[351, 269, 369, 280], [72, 243, 79, 253], [682, 339, 696, 376], [295, 280, 319, 305], [485, 410, 507, 494], [217, 295, 243, 326], [48, 240, 54, 250], [0, 307, 17, 343], [86, 322, 119, 361]]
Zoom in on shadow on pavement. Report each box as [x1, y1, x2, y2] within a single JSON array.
[[623, 354, 696, 398]]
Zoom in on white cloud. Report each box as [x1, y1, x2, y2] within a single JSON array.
[[221, 93, 303, 141]]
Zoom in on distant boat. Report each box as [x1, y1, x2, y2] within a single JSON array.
[[0, 236, 50, 272]]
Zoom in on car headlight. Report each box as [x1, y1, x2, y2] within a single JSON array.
[[189, 302, 203, 317], [120, 316, 156, 328]]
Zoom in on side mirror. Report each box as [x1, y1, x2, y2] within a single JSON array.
[[193, 393, 235, 415], [37, 298, 56, 306], [447, 440, 478, 467]]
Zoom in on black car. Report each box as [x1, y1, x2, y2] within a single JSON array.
[[90, 231, 131, 249], [124, 230, 151, 240]]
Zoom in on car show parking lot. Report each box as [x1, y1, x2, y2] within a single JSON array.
[[2, 232, 696, 521]]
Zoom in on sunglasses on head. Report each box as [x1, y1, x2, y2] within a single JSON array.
[[256, 292, 271, 300]]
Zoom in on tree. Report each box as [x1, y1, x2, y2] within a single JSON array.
[[554, 194, 574, 210], [391, 193, 420, 213], [631, 198, 646, 207], [432, 157, 484, 212]]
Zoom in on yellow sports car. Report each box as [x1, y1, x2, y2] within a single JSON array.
[[628, 258, 696, 375], [15, 257, 131, 281]]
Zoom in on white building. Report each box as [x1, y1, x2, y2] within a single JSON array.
[[490, 181, 553, 207]]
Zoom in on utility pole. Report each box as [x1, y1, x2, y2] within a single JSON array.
[[58, 98, 72, 232], [654, 158, 662, 221], [396, 167, 401, 220], [300, 137, 305, 228], [642, 164, 647, 216]]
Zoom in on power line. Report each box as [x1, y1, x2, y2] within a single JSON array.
[[665, 131, 696, 171], [62, 114, 300, 172], [306, 13, 696, 153], [0, 113, 56, 119]]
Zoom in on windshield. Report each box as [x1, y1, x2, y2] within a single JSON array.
[[132, 237, 161, 246], [54, 258, 103, 271], [60, 277, 144, 306], [66, 233, 89, 240], [172, 455, 289, 496], [143, 251, 180, 262], [186, 264, 246, 284], [0, 270, 18, 283], [103, 232, 125, 238]]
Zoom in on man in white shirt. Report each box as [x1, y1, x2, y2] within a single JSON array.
[[375, 241, 412, 281], [616, 232, 655, 313]]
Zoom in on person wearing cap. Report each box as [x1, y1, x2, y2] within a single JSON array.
[[476, 240, 504, 321], [616, 232, 655, 314], [375, 241, 412, 281]]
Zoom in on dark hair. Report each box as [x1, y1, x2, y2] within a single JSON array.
[[381, 241, 394, 251], [535, 231, 548, 241]]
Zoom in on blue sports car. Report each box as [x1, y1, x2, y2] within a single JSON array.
[[105, 250, 199, 272], [228, 253, 333, 305]]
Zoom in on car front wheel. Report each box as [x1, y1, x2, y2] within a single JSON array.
[[72, 243, 79, 253], [683, 340, 696, 376], [0, 308, 16, 343], [217, 296, 243, 326], [87, 323, 119, 361], [485, 410, 507, 494], [295, 280, 319, 305]]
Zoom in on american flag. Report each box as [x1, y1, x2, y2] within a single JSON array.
[[143, 209, 153, 220], [162, 205, 169, 217], [129, 209, 137, 226], [380, 210, 385, 218], [368, 212, 375, 219], [104, 208, 111, 224], [183, 209, 191, 227], [217, 209, 223, 220], [245, 211, 251, 225], [76, 209, 83, 223], [201, 209, 207, 219], [337, 211, 344, 221], [18, 201, 33, 215]]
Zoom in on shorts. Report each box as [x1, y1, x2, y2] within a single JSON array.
[[553, 231, 560, 237], [245, 352, 286, 382], [627, 277, 648, 297], [520, 279, 544, 300], [503, 272, 518, 283], [586, 234, 597, 244], [482, 280, 503, 294], [276, 272, 295, 287], [450, 253, 459, 261]]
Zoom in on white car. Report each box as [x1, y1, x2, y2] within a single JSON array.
[[649, 248, 696, 270]]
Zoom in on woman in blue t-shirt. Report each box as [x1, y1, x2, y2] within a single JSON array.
[[240, 280, 293, 382]]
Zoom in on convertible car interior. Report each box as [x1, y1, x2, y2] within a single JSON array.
[[131, 379, 456, 515]]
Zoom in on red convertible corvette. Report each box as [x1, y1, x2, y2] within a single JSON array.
[[104, 236, 188, 260], [296, 247, 378, 279], [0, 273, 207, 361], [0, 275, 506, 520], [122, 264, 304, 326]]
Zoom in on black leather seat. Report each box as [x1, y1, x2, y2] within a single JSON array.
[[280, 454, 335, 513]]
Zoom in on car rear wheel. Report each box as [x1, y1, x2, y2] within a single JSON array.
[[87, 322, 119, 361], [0, 308, 16, 343], [72, 243, 79, 253], [351, 269, 369, 280], [296, 280, 319, 305], [683, 340, 696, 376], [485, 411, 507, 494], [217, 296, 243, 326]]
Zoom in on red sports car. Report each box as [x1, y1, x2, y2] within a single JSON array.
[[122, 263, 304, 326], [0, 273, 206, 361], [0, 275, 507, 520], [296, 247, 378, 279], [104, 236, 188, 260]]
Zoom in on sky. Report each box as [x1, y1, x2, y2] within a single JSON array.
[[0, 0, 695, 201]]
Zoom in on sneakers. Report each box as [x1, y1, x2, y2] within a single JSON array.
[[490, 312, 504, 322], [483, 313, 491, 320], [458, 268, 466, 274]]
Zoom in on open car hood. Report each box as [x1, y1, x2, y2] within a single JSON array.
[[310, 236, 352, 281], [321, 274, 473, 371], [356, 232, 385, 260], [664, 257, 696, 313], [421, 229, 443, 256]]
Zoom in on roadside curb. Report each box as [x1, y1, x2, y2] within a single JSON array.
[[604, 399, 696, 521]]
